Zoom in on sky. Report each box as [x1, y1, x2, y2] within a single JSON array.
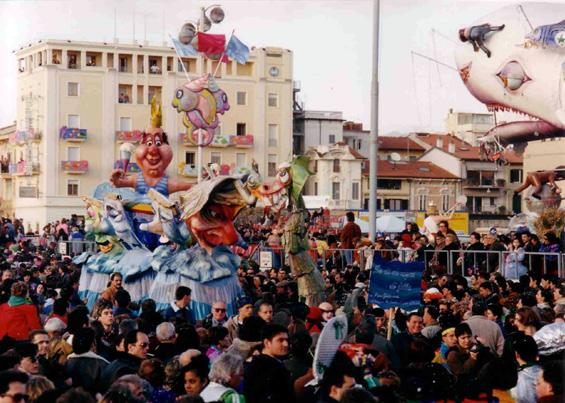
[[0, 0, 559, 134]]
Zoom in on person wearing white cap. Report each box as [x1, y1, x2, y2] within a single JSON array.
[[44, 317, 72, 364], [318, 302, 335, 325]]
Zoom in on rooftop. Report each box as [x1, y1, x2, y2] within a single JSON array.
[[377, 136, 424, 151], [413, 132, 522, 164], [363, 160, 458, 179]]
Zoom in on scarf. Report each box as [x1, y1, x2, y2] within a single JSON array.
[[8, 295, 32, 307]]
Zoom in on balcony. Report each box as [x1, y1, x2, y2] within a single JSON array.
[[59, 127, 87, 142], [8, 161, 40, 176], [463, 179, 505, 189], [116, 130, 143, 143], [178, 162, 198, 177], [232, 134, 254, 148], [210, 134, 232, 147], [114, 160, 140, 173], [61, 160, 88, 174], [9, 130, 41, 144], [179, 133, 254, 148]]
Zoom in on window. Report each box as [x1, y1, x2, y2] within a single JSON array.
[[314, 182, 318, 195], [329, 134, 335, 144], [510, 169, 523, 183], [211, 152, 221, 165], [185, 152, 195, 166], [236, 123, 246, 136], [237, 91, 246, 105], [119, 57, 128, 72], [418, 193, 428, 211], [268, 154, 277, 177], [268, 93, 278, 107], [352, 182, 359, 200], [236, 153, 246, 167], [333, 159, 340, 173], [67, 82, 79, 96], [67, 180, 79, 196], [384, 199, 408, 210], [67, 147, 80, 161], [148, 86, 161, 104], [441, 191, 450, 211], [332, 182, 341, 200], [313, 160, 318, 173], [68, 114, 80, 128], [119, 117, 132, 131], [268, 124, 278, 147], [377, 179, 401, 190]]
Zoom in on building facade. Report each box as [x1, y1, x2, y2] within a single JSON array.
[[8, 39, 293, 228], [361, 160, 460, 211], [293, 110, 344, 155], [444, 109, 495, 147], [304, 143, 364, 210], [342, 121, 369, 158], [412, 133, 523, 215]]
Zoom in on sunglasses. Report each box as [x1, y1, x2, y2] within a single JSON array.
[[213, 308, 226, 313], [138, 343, 150, 348], [320, 309, 334, 314]]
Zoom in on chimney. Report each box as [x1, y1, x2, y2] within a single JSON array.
[[448, 142, 455, 153], [436, 137, 443, 148]]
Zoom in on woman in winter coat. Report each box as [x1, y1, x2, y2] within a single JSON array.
[[503, 239, 527, 280], [0, 281, 41, 341]]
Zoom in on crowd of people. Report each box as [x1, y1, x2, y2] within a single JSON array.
[[0, 213, 563, 403]]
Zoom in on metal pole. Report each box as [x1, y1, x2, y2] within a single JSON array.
[[368, 0, 379, 241]]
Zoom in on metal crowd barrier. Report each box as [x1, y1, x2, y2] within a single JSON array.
[[58, 240, 97, 256], [255, 247, 564, 278]]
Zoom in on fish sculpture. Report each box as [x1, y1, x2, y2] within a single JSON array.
[[526, 19, 565, 48], [172, 74, 230, 146], [103, 193, 146, 250], [140, 189, 191, 247], [454, 4, 565, 158]]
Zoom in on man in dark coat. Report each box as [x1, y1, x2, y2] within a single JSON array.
[[244, 324, 294, 403]]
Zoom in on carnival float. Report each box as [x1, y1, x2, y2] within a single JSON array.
[[76, 13, 324, 318], [455, 2, 565, 238]]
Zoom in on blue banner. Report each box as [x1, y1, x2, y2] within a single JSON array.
[[368, 255, 424, 311]]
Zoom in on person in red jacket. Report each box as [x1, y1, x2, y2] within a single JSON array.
[[0, 281, 41, 341]]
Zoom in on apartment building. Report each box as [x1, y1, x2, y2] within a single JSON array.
[[293, 110, 344, 155], [9, 39, 293, 227], [304, 143, 365, 210], [412, 133, 523, 215], [444, 109, 495, 147]]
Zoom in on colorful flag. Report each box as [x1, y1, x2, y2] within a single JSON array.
[[226, 34, 250, 64], [171, 37, 198, 57], [368, 255, 424, 311], [196, 32, 226, 57]]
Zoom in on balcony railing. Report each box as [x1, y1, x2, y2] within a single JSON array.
[[116, 130, 144, 143], [232, 134, 254, 148], [9, 130, 41, 144], [59, 127, 87, 142], [210, 134, 232, 147], [463, 179, 504, 188], [114, 160, 140, 173], [8, 161, 40, 175], [178, 162, 198, 177], [61, 160, 88, 174], [179, 133, 255, 148]]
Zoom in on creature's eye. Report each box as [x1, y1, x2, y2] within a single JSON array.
[[497, 61, 530, 91], [278, 171, 290, 184], [155, 137, 162, 146], [146, 140, 153, 147], [116, 195, 122, 200], [176, 89, 183, 99], [222, 93, 227, 102]]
